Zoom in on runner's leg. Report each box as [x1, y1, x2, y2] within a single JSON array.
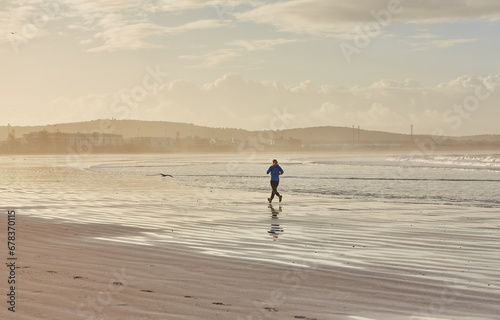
[[271, 181, 280, 199], [270, 181, 275, 200]]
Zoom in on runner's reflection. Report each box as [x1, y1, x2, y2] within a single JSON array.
[[268, 204, 284, 240]]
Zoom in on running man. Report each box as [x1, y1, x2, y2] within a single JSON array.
[[267, 159, 284, 203]]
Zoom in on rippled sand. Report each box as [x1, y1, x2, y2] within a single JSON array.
[[1, 155, 499, 320]]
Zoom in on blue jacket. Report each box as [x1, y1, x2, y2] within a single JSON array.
[[267, 165, 284, 181]]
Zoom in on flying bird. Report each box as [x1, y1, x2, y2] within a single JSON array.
[[148, 173, 174, 177], [159, 173, 173, 177]]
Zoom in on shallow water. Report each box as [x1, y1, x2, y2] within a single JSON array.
[[89, 152, 500, 208]]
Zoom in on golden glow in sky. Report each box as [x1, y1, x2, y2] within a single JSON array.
[[1, 0, 500, 135]]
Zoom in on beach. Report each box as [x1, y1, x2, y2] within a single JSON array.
[[1, 155, 499, 320]]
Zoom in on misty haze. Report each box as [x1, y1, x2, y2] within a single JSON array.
[[1, 1, 500, 320]]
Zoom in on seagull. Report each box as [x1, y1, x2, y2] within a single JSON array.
[[158, 173, 173, 177], [148, 173, 174, 177]]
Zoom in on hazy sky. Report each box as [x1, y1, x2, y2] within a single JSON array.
[[1, 0, 500, 136]]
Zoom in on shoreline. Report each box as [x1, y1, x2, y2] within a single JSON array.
[[1, 145, 500, 156]]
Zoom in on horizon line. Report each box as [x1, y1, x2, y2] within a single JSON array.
[[2, 118, 499, 138]]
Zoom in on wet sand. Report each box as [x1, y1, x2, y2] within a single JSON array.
[[1, 155, 499, 320]]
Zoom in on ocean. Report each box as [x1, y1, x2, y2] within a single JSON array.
[[89, 152, 500, 208]]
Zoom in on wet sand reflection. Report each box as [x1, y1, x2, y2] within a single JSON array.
[[268, 204, 284, 240]]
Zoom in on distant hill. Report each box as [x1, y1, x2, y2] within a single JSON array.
[[277, 126, 413, 144], [0, 119, 250, 141], [1, 119, 500, 147]]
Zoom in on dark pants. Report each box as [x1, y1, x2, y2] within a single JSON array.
[[270, 180, 280, 200]]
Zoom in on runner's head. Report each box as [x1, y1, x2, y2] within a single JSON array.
[[272, 159, 278, 165]]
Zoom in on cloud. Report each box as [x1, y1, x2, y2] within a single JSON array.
[[179, 49, 240, 68], [230, 38, 300, 51], [85, 15, 167, 52], [0, 0, 62, 46], [68, 0, 233, 52], [66, 0, 165, 52], [0, 0, 166, 52], [396, 0, 500, 23], [179, 37, 299, 68], [42, 73, 500, 135], [165, 19, 230, 34], [369, 79, 423, 88], [238, 0, 500, 36], [347, 102, 407, 125], [408, 33, 477, 51], [67, 0, 143, 12], [432, 39, 477, 48], [238, 0, 361, 35], [438, 74, 500, 90], [1, 0, 241, 48], [149, 0, 260, 13], [78, 15, 226, 52], [0, 1, 48, 29], [310, 103, 342, 122], [410, 33, 439, 40]]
